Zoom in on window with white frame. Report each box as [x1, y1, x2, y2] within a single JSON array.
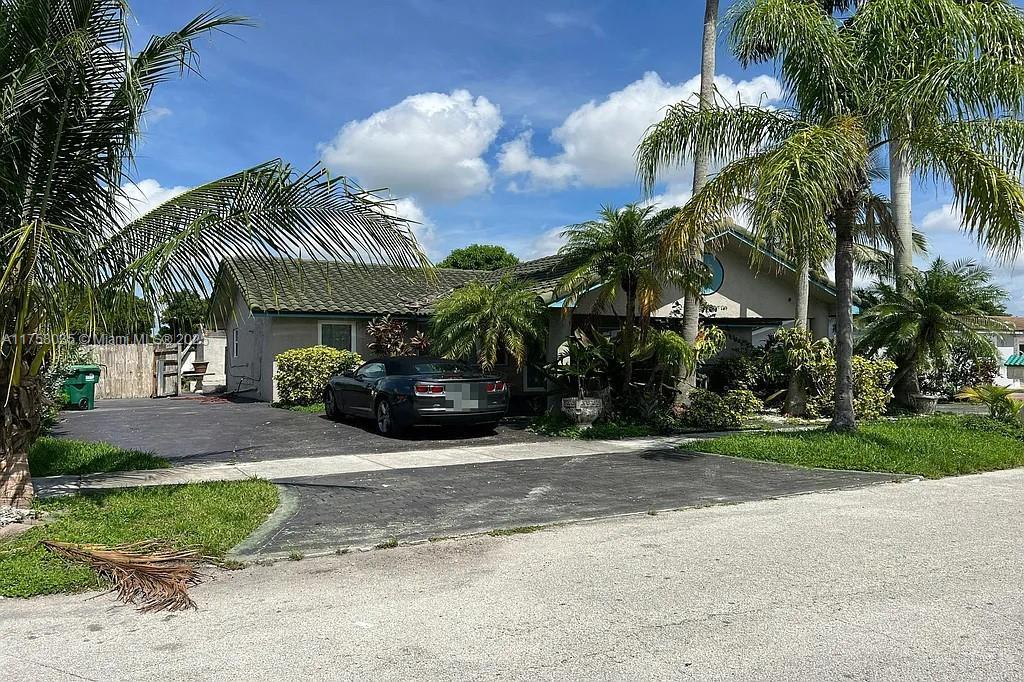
[[231, 328, 239, 358], [319, 321, 355, 351]]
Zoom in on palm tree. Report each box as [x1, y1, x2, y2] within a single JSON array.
[[675, 0, 722, 403], [0, 1, 424, 507], [857, 258, 1009, 407], [430, 278, 548, 372], [637, 0, 1024, 432], [556, 204, 682, 388]]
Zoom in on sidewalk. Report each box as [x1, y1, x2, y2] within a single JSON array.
[[34, 431, 764, 497]]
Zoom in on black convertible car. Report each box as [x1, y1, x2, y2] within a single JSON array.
[[324, 357, 509, 436]]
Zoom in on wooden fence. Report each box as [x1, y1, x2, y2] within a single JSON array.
[[86, 343, 154, 399]]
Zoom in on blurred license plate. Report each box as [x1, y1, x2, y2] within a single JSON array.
[[447, 383, 484, 409]]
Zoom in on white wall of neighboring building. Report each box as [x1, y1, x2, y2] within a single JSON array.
[[992, 330, 1024, 387]]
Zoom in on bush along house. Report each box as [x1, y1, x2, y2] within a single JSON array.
[[210, 227, 838, 403]]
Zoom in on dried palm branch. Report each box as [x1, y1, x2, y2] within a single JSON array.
[[42, 540, 210, 613]]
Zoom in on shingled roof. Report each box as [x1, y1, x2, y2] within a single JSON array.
[[217, 258, 488, 316], [214, 226, 838, 318]]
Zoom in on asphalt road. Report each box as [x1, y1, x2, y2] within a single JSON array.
[[3, 470, 1022, 680], [54, 397, 550, 465]]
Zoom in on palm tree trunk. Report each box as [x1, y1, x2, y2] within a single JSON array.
[[624, 289, 636, 388], [677, 0, 719, 405], [888, 137, 922, 409], [784, 252, 811, 416], [0, 348, 42, 508], [889, 137, 914, 285], [829, 202, 858, 432]]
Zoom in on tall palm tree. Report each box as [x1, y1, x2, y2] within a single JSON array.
[[675, 0, 722, 404], [857, 258, 1009, 404], [557, 205, 683, 388], [637, 0, 1024, 432], [429, 277, 548, 372], [0, 1, 424, 507]]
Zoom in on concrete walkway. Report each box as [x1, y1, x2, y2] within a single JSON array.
[[33, 431, 763, 497], [4, 470, 1021, 680]]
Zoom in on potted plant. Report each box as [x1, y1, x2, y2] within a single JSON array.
[[552, 330, 607, 428]]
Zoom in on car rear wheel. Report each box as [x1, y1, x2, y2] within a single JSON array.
[[375, 398, 404, 437]]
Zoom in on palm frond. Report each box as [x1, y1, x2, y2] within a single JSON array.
[[42, 540, 208, 613]]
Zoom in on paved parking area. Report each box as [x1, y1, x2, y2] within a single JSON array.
[[55, 397, 550, 465], [236, 449, 902, 558]]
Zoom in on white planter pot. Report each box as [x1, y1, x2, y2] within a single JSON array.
[[561, 397, 603, 429], [911, 393, 939, 415]]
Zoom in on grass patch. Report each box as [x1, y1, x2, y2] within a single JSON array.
[[488, 525, 545, 537], [29, 437, 169, 477], [0, 480, 278, 598], [690, 415, 1024, 479], [272, 402, 323, 414], [375, 536, 399, 549]]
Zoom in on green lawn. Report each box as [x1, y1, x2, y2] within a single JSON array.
[[29, 437, 168, 477], [690, 415, 1024, 479], [0, 480, 278, 598]]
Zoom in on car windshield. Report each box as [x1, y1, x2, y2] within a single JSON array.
[[412, 361, 467, 375]]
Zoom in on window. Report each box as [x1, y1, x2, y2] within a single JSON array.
[[355, 362, 386, 380], [232, 328, 239, 358], [1018, 343, 1024, 354], [319, 321, 355, 351]]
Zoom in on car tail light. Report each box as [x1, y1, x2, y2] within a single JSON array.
[[415, 383, 445, 395], [486, 381, 506, 393]]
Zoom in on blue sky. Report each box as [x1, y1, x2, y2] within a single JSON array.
[[131, 0, 1024, 313]]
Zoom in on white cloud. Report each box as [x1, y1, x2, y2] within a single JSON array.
[[117, 178, 189, 222], [522, 225, 569, 259], [921, 203, 963, 232], [319, 90, 502, 203], [498, 71, 783, 191], [641, 184, 692, 211], [146, 106, 173, 124]]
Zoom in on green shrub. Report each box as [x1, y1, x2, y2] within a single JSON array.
[[806, 353, 895, 421], [275, 345, 361, 405], [683, 389, 743, 431], [724, 389, 764, 417]]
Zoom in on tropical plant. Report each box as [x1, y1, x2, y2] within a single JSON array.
[[805, 352, 897, 422], [275, 346, 362, 406], [856, 259, 1008, 408], [957, 384, 1024, 423], [921, 346, 1000, 400], [637, 0, 1024, 432], [557, 204, 683, 388], [430, 277, 547, 372], [550, 329, 610, 399], [365, 317, 431, 356], [683, 389, 743, 431], [437, 244, 519, 271], [0, 1, 423, 507]]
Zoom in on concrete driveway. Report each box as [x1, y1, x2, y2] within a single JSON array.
[[54, 397, 550, 465]]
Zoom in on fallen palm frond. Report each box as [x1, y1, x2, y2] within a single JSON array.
[[41, 540, 209, 613]]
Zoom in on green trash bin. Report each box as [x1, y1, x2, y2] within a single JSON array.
[[63, 364, 102, 410]]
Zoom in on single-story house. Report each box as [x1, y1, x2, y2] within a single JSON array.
[[211, 228, 838, 402], [990, 317, 1024, 387]]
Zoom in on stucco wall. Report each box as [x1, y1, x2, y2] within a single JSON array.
[[223, 290, 270, 397], [564, 238, 836, 338]]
